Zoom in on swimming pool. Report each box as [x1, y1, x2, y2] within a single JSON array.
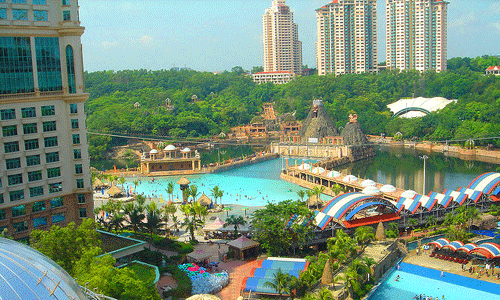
[[368, 263, 500, 300]]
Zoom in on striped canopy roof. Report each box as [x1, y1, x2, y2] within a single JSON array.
[[467, 172, 500, 194], [471, 243, 500, 259], [457, 243, 478, 254], [428, 192, 453, 208], [457, 187, 483, 203], [396, 197, 420, 214], [414, 194, 437, 211], [442, 241, 464, 251], [443, 189, 468, 205], [428, 238, 451, 249], [314, 211, 333, 230], [322, 193, 380, 220]]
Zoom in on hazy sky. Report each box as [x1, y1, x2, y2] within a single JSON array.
[[80, 0, 500, 72]]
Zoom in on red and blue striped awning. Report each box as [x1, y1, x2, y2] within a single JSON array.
[[414, 194, 437, 211], [443, 189, 468, 205], [321, 193, 381, 220], [442, 240, 464, 251], [457, 243, 478, 254], [428, 238, 451, 249], [493, 185, 500, 196], [471, 243, 500, 259], [467, 172, 500, 194], [457, 187, 483, 203], [314, 211, 333, 230], [428, 191, 453, 208], [396, 197, 420, 214]]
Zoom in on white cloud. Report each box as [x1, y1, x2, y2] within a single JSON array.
[[138, 35, 153, 45], [101, 41, 119, 49], [449, 12, 475, 28]]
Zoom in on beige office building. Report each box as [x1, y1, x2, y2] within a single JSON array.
[[0, 0, 92, 241], [316, 0, 378, 76], [262, 0, 302, 76], [386, 0, 449, 72]]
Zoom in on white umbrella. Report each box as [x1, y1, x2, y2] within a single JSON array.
[[362, 186, 381, 195], [380, 184, 397, 193], [312, 167, 326, 174], [298, 163, 311, 170], [343, 175, 358, 182], [401, 190, 418, 198], [361, 179, 376, 187], [326, 170, 341, 178]]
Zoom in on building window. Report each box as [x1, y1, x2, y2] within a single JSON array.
[[9, 190, 25, 202], [0, 9, 6, 20], [29, 186, 44, 198], [13, 221, 28, 233], [24, 139, 40, 150], [32, 200, 46, 212], [1, 109, 16, 120], [43, 121, 56, 132], [34, 10, 48, 21], [76, 179, 84, 189], [47, 167, 61, 178], [6, 158, 21, 170], [2, 125, 17, 137], [26, 155, 41, 166], [50, 197, 63, 208], [12, 0, 27, 3], [0, 37, 34, 95], [0, 194, 3, 204], [33, 217, 48, 228], [74, 149, 82, 159], [70, 103, 78, 114], [63, 10, 71, 21], [28, 170, 42, 182], [77, 194, 86, 204], [72, 134, 80, 144], [8, 174, 23, 186], [45, 152, 59, 163], [36, 37, 62, 92], [52, 213, 65, 223], [4, 141, 19, 153], [79, 208, 87, 218], [75, 164, 83, 174], [49, 182, 62, 193], [23, 123, 38, 134], [41, 105, 55, 116], [62, 0, 70, 5], [71, 119, 79, 129], [44, 136, 58, 147], [13, 9, 28, 20], [21, 107, 36, 118], [0, 209, 5, 220], [33, 0, 47, 4], [66, 46, 76, 94]]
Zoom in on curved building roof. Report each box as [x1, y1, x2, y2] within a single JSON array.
[[0, 238, 88, 300], [387, 97, 457, 118], [467, 172, 500, 194]]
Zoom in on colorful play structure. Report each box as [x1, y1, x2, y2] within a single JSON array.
[[178, 263, 229, 295]]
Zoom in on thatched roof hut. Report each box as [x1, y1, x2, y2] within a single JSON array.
[[306, 195, 323, 208], [177, 177, 190, 185], [300, 99, 338, 139], [107, 185, 124, 198], [321, 260, 333, 285], [92, 177, 105, 189], [197, 193, 212, 207], [375, 221, 386, 241]]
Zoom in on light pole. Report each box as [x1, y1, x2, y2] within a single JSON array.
[[419, 155, 429, 195]]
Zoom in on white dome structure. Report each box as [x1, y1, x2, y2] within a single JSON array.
[[362, 186, 381, 195], [298, 163, 311, 171], [164, 144, 176, 151], [181, 147, 191, 153], [311, 167, 326, 174], [0, 238, 88, 299], [326, 170, 341, 178], [361, 179, 376, 187], [343, 175, 358, 182], [380, 184, 397, 193], [387, 97, 457, 119], [149, 149, 159, 154], [401, 190, 418, 198]]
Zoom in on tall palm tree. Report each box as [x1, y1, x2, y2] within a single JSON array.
[[132, 179, 139, 191], [118, 177, 126, 189], [354, 226, 375, 245], [425, 214, 437, 230], [224, 215, 247, 237], [124, 202, 145, 234], [331, 184, 343, 196], [211, 186, 221, 205], [317, 288, 335, 300], [408, 218, 418, 232], [180, 203, 205, 241], [297, 190, 306, 202], [144, 202, 164, 238], [189, 185, 199, 203], [167, 181, 174, 202], [312, 185, 325, 197], [263, 269, 290, 300]]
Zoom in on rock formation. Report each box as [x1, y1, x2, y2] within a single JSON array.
[[341, 113, 368, 145], [300, 99, 338, 140]]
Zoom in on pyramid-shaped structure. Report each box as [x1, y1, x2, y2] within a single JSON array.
[[300, 100, 338, 140]]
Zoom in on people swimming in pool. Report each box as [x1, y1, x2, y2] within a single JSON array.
[[395, 275, 400, 281]]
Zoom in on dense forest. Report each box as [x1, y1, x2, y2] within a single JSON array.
[[85, 55, 500, 161]]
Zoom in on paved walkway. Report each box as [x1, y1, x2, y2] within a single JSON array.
[[216, 259, 260, 300]]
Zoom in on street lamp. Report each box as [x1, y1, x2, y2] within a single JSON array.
[[419, 155, 429, 195]]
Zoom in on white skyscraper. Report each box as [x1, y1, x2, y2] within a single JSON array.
[[262, 0, 302, 75], [316, 0, 378, 76], [386, 0, 449, 72]]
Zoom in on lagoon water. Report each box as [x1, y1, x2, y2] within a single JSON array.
[[129, 146, 499, 207]]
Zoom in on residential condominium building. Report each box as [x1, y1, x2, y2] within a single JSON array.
[[0, 0, 92, 241], [262, 0, 302, 76], [386, 0, 449, 72], [316, 0, 378, 76]]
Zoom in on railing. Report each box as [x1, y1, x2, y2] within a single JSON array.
[[0, 90, 64, 99], [80, 285, 118, 300]]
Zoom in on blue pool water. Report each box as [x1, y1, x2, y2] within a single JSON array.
[[128, 158, 321, 207], [368, 263, 500, 300]]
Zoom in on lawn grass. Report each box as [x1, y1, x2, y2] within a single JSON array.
[[127, 262, 156, 284]]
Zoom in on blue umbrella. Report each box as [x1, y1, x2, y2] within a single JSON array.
[[101, 187, 104, 195]]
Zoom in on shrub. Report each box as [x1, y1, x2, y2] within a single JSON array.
[[161, 265, 192, 299]]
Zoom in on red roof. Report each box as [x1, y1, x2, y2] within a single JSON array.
[[486, 66, 500, 71]]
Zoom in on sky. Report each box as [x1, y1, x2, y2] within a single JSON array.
[[80, 0, 500, 72]]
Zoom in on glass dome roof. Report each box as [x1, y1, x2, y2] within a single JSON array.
[[0, 238, 88, 300]]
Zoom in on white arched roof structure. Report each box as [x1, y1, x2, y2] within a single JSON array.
[[387, 97, 457, 118]]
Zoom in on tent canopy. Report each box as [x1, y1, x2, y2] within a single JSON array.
[[107, 185, 123, 197], [227, 236, 259, 251]]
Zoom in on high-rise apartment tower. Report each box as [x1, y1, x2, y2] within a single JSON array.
[[386, 0, 449, 72], [0, 0, 92, 241], [262, 0, 302, 75], [316, 0, 378, 76]]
